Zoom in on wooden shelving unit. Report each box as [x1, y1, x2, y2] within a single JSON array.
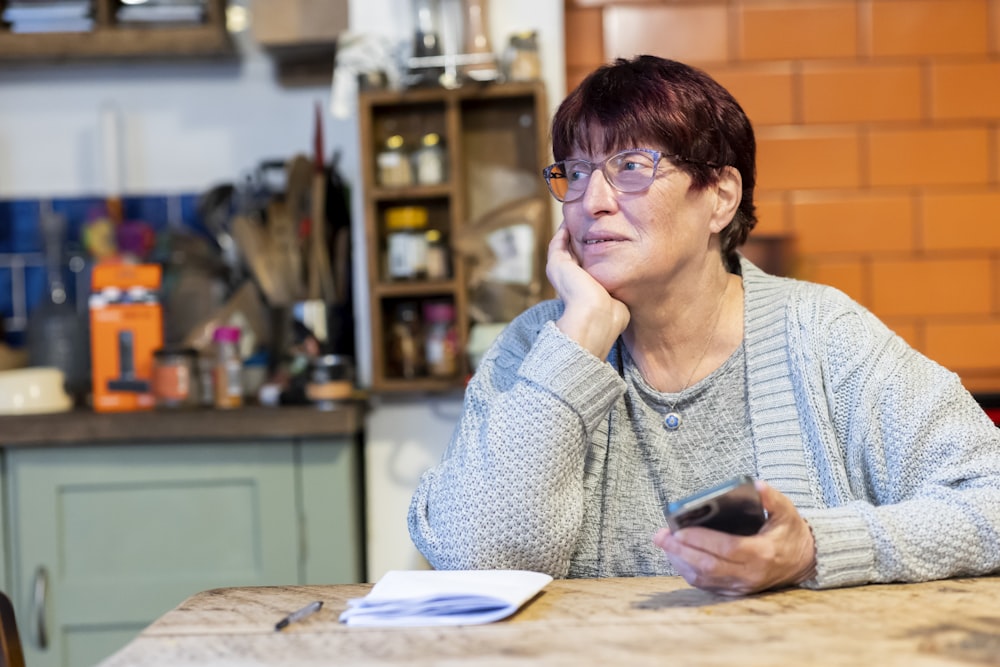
[[0, 0, 232, 61], [358, 81, 552, 393]]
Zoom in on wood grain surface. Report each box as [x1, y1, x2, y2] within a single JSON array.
[[98, 575, 1000, 667]]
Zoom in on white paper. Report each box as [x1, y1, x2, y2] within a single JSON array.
[[339, 569, 552, 627]]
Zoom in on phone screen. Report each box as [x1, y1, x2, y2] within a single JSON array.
[[665, 475, 766, 536]]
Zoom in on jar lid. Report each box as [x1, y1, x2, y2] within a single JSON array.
[[421, 132, 441, 147], [212, 326, 241, 343], [385, 206, 429, 230], [385, 134, 405, 150], [423, 301, 455, 323]]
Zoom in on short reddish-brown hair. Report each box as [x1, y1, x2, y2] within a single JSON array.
[[551, 55, 757, 268]]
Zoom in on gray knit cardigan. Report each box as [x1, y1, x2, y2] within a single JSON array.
[[408, 260, 1000, 589]]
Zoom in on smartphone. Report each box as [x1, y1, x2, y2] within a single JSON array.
[[665, 475, 766, 536]]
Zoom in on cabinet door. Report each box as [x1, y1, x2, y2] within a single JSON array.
[[5, 442, 300, 667], [298, 437, 365, 584], [0, 463, 7, 595]]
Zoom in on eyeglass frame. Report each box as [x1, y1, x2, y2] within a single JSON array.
[[541, 148, 721, 203]]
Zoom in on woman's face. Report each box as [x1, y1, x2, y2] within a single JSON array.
[[561, 146, 723, 301]]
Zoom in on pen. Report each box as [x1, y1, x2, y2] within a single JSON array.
[[275, 600, 323, 631]]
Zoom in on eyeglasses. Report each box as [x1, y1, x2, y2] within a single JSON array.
[[541, 148, 716, 203]]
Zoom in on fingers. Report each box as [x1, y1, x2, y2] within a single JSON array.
[[652, 483, 816, 595]]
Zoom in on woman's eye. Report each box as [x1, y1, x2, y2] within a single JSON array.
[[569, 167, 590, 182]]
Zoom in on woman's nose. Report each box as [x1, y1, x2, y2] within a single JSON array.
[[581, 168, 617, 214]]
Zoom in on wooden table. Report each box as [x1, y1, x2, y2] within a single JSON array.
[[96, 576, 1000, 666]]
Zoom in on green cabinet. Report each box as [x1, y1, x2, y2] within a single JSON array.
[[2, 437, 362, 667]]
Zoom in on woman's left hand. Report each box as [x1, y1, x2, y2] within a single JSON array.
[[652, 481, 817, 596]]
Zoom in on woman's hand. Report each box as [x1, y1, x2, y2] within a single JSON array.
[[652, 481, 817, 596], [547, 222, 630, 359]]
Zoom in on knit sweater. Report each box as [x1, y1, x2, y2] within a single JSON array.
[[408, 260, 1000, 588]]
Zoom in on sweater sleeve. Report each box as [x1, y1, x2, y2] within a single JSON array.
[[408, 305, 626, 577], [798, 291, 1000, 588]]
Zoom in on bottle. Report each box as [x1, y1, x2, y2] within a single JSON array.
[[385, 206, 429, 280], [413, 132, 447, 185], [425, 228, 450, 280], [506, 30, 541, 81], [423, 300, 458, 377], [388, 301, 423, 378], [376, 134, 413, 187], [212, 326, 243, 409], [152, 347, 199, 409]]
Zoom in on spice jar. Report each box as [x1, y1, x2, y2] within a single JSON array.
[[413, 132, 446, 185], [506, 30, 541, 81], [376, 134, 413, 187], [152, 347, 199, 409], [425, 228, 449, 280], [212, 326, 243, 409], [385, 206, 429, 280], [423, 300, 458, 377], [388, 301, 423, 378]]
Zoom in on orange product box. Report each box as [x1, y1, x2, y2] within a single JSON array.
[[89, 263, 163, 413]]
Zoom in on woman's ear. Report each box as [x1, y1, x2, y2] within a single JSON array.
[[709, 166, 743, 233]]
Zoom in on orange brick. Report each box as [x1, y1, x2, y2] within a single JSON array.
[[931, 61, 1000, 120], [922, 191, 1000, 251], [871, 258, 991, 317], [868, 128, 991, 187], [739, 3, 858, 61], [566, 67, 593, 94], [925, 321, 1000, 370], [565, 7, 605, 69], [798, 258, 868, 305], [801, 63, 923, 124], [603, 6, 729, 64], [790, 193, 916, 254], [757, 127, 862, 190], [959, 372, 1000, 394], [707, 64, 796, 126], [881, 318, 922, 351], [870, 0, 989, 57], [753, 193, 790, 235]]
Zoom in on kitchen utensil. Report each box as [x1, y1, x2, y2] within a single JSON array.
[[266, 197, 302, 302], [232, 213, 289, 306], [309, 102, 336, 303], [26, 208, 90, 401], [0, 367, 73, 415]]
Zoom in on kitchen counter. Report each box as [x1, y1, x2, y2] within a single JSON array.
[[0, 402, 366, 448]]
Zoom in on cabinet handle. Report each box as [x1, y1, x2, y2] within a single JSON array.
[[31, 566, 49, 650]]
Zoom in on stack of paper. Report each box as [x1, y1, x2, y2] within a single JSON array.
[[339, 570, 553, 627]]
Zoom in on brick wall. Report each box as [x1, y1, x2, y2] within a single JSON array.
[[565, 0, 1000, 392]]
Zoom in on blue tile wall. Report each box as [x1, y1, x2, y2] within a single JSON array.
[[0, 193, 205, 346]]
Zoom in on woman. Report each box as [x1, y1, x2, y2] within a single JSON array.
[[408, 55, 1000, 595]]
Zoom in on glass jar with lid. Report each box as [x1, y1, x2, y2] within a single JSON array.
[[413, 132, 447, 186], [152, 347, 199, 409], [377, 134, 413, 187], [385, 206, 429, 280]]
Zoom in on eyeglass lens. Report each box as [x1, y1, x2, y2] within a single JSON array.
[[545, 149, 660, 202]]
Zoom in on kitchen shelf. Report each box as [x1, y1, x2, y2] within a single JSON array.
[[373, 280, 459, 298], [0, 0, 233, 61], [359, 80, 552, 393]]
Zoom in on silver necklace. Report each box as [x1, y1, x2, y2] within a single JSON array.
[[663, 277, 730, 431]]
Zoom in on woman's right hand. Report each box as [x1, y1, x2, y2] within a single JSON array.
[[547, 222, 630, 359]]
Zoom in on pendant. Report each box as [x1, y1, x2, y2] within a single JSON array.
[[664, 412, 681, 431]]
